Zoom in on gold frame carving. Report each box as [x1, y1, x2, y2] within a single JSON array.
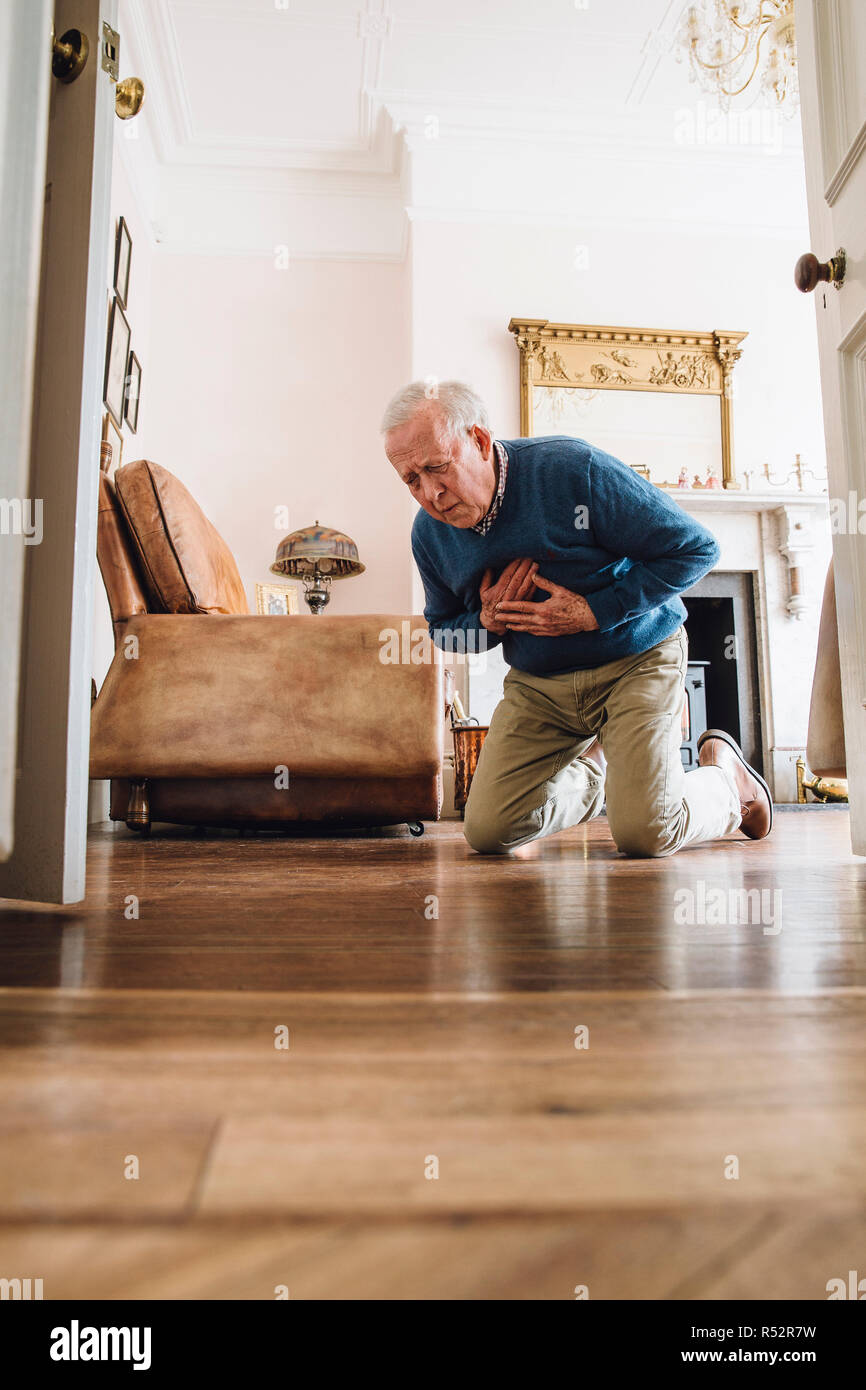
[[507, 319, 748, 489]]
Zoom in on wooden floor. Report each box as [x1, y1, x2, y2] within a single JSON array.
[[0, 809, 864, 1299]]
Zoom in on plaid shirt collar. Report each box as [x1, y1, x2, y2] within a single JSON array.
[[472, 439, 508, 535]]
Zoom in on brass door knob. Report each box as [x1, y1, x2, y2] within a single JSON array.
[[115, 77, 145, 120], [52, 27, 89, 83], [795, 248, 846, 293]]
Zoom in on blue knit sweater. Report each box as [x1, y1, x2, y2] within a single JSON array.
[[411, 435, 720, 675]]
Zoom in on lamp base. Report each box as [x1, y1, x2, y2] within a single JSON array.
[[303, 576, 331, 615]]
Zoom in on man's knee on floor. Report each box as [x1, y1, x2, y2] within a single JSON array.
[[463, 802, 529, 855], [463, 808, 512, 854], [613, 820, 678, 859]]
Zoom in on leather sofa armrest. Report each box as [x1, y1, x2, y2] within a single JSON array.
[[90, 613, 443, 780]]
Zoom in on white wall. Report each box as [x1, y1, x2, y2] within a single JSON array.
[[144, 251, 415, 616]]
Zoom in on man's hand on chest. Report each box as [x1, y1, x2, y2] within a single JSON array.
[[478, 558, 539, 636], [497, 574, 600, 636]]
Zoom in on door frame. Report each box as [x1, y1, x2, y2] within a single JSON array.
[[0, 0, 117, 901], [0, 0, 53, 862]]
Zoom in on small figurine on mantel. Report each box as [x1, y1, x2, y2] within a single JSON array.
[[676, 466, 690, 489], [704, 466, 722, 490], [691, 474, 704, 489]]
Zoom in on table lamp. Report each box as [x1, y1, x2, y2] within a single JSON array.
[[271, 521, 365, 614]]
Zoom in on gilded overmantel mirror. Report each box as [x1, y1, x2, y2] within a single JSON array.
[[507, 319, 748, 489]]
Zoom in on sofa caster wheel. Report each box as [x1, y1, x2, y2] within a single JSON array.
[[125, 780, 150, 836], [407, 821, 425, 837]]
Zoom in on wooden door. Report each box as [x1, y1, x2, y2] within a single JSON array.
[[796, 0, 866, 852]]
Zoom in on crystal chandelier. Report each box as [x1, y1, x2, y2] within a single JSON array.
[[676, 1, 798, 115]]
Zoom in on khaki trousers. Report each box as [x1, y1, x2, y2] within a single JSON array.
[[464, 627, 742, 858]]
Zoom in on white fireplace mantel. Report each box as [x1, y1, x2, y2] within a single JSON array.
[[667, 488, 828, 513]]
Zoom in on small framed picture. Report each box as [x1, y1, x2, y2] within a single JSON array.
[[255, 582, 299, 616], [114, 216, 132, 309], [104, 297, 131, 430], [124, 350, 141, 432], [101, 412, 123, 474]]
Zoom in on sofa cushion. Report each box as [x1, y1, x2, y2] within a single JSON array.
[[114, 459, 249, 615]]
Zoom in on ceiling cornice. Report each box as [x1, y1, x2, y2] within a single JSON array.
[[405, 204, 808, 240], [381, 92, 803, 162]]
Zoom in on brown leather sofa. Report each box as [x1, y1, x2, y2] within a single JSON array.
[[90, 459, 444, 835]]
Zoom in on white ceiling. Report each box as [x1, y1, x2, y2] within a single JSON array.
[[119, 0, 806, 254]]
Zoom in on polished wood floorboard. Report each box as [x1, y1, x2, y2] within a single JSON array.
[[0, 811, 861, 992], [0, 811, 864, 1298]]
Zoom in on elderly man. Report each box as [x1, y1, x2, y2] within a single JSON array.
[[382, 380, 772, 857]]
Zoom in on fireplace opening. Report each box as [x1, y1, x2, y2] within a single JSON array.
[[682, 572, 763, 774]]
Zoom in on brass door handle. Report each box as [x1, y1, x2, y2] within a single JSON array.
[[794, 248, 846, 293], [52, 28, 89, 83], [115, 77, 145, 120]]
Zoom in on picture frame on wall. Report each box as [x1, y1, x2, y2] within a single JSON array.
[[101, 412, 123, 475], [103, 297, 131, 430], [113, 216, 132, 310], [124, 351, 141, 433]]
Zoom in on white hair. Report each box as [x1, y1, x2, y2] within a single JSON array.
[[380, 380, 491, 439]]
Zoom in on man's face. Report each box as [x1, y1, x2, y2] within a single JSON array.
[[385, 405, 496, 529]]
